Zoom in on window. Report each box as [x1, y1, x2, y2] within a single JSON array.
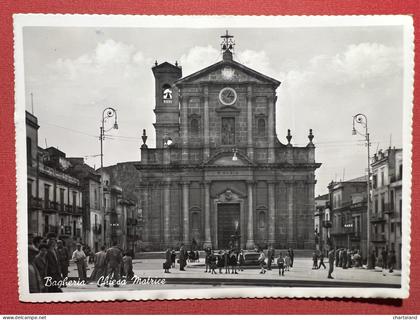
[[258, 211, 266, 228], [72, 191, 77, 213], [26, 137, 32, 167], [162, 84, 172, 101], [58, 188, 64, 212], [94, 188, 98, 209], [190, 118, 199, 135], [399, 164, 403, 180], [257, 118, 266, 136], [391, 222, 395, 233], [372, 174, 377, 189], [381, 194, 385, 215], [44, 184, 50, 207], [221, 117, 235, 145], [27, 182, 32, 210], [381, 169, 385, 187], [374, 196, 378, 214]]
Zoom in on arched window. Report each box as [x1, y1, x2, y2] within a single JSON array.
[[162, 84, 172, 101], [190, 118, 199, 134], [257, 118, 266, 136], [258, 211, 266, 229]]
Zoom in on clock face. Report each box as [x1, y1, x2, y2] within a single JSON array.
[[219, 87, 237, 105]]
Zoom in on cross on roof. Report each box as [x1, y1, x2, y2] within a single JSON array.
[[220, 30, 234, 40]]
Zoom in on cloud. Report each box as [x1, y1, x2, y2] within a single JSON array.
[[236, 49, 271, 75]]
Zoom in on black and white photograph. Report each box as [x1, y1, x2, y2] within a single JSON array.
[[14, 14, 413, 302]]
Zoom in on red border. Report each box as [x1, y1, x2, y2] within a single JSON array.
[[1, 0, 419, 314]]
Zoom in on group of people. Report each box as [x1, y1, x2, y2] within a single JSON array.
[[369, 248, 397, 273], [204, 248, 243, 274], [164, 244, 189, 273], [257, 247, 295, 276], [28, 233, 135, 293]]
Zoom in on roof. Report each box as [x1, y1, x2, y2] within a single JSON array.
[[174, 59, 281, 87], [315, 194, 329, 200], [346, 175, 368, 183]]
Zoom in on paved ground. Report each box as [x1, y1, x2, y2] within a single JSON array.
[[62, 256, 401, 292]]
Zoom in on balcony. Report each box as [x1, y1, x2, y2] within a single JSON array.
[[73, 206, 83, 216], [383, 203, 394, 215], [93, 224, 102, 235], [371, 234, 386, 242], [370, 215, 386, 223], [44, 200, 58, 212], [65, 204, 73, 214], [30, 196, 43, 209], [322, 220, 332, 228], [44, 224, 59, 235]]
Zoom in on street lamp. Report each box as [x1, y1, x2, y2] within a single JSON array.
[[99, 107, 118, 246], [352, 113, 372, 268]]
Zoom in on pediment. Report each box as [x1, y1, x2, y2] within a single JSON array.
[[205, 150, 254, 166], [175, 60, 280, 87], [217, 188, 246, 202]]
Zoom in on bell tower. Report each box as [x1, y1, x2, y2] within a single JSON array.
[[152, 61, 182, 148]]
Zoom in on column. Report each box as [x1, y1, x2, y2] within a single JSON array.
[[163, 181, 171, 245], [286, 181, 296, 248], [304, 180, 315, 249], [246, 182, 255, 249], [181, 94, 189, 162], [203, 182, 212, 248], [246, 86, 254, 160], [142, 183, 150, 243], [182, 182, 190, 245], [203, 86, 210, 160], [268, 182, 276, 245], [267, 95, 275, 163]]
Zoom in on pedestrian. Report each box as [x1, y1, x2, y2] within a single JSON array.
[[267, 245, 274, 271], [312, 251, 318, 269], [72, 243, 87, 281], [204, 247, 211, 273], [342, 248, 348, 269], [217, 251, 224, 274], [209, 250, 217, 274], [289, 248, 294, 268], [28, 246, 44, 293], [277, 253, 285, 276], [31, 236, 44, 251], [56, 240, 69, 280], [179, 244, 187, 271], [164, 247, 171, 273], [171, 249, 176, 268], [318, 250, 326, 269], [347, 249, 353, 268], [258, 249, 266, 274], [285, 253, 291, 271], [388, 249, 396, 273], [122, 251, 134, 280], [381, 248, 388, 270], [45, 235, 62, 292], [224, 250, 230, 274], [90, 246, 107, 283], [338, 249, 343, 267], [34, 243, 49, 282], [238, 249, 245, 271], [105, 241, 123, 287], [370, 250, 376, 269], [230, 251, 238, 274], [327, 248, 335, 279], [335, 248, 340, 267]]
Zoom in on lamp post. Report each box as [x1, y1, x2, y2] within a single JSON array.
[[99, 107, 118, 246], [352, 113, 372, 268]]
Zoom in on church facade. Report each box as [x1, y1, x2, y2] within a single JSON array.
[[136, 33, 321, 251]]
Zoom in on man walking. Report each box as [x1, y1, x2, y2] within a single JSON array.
[[277, 253, 285, 276], [105, 241, 123, 287], [91, 246, 107, 283], [57, 240, 69, 280], [164, 247, 171, 273], [328, 248, 335, 279], [179, 244, 187, 271], [267, 246, 274, 271], [72, 243, 87, 281], [45, 235, 62, 292], [318, 250, 326, 269]]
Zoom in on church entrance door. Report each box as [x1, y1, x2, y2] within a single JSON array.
[[217, 203, 240, 249]]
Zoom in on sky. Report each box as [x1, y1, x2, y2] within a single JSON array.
[[23, 26, 405, 196]]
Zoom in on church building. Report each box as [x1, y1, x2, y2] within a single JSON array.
[[136, 31, 321, 250]]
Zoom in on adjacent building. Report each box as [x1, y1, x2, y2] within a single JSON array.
[[26, 111, 84, 252], [328, 176, 368, 259], [136, 32, 321, 251], [371, 147, 402, 268], [314, 193, 329, 254]]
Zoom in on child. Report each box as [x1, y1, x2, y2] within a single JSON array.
[[277, 253, 285, 276], [285, 253, 291, 271]]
